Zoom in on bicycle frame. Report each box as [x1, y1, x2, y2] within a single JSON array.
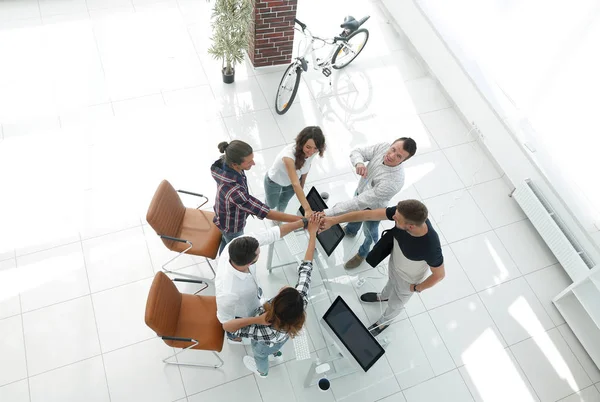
[[293, 26, 344, 71], [274, 17, 369, 115]]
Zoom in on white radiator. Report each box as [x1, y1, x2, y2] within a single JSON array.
[[513, 179, 592, 282]]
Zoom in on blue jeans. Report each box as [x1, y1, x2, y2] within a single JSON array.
[[345, 220, 380, 258], [252, 339, 287, 375], [219, 230, 244, 254], [264, 174, 295, 213]]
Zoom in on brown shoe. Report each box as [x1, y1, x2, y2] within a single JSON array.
[[344, 254, 364, 269]]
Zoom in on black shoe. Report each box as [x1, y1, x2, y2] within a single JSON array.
[[360, 292, 389, 303], [368, 322, 389, 336]]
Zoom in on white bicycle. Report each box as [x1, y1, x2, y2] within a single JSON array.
[[274, 15, 370, 115]]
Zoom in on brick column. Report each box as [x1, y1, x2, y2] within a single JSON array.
[[248, 0, 298, 67]]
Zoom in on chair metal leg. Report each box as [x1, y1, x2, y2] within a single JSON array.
[[205, 257, 216, 280], [172, 278, 209, 295], [162, 241, 194, 274], [162, 339, 224, 369], [161, 241, 212, 285]]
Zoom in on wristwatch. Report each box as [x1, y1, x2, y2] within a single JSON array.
[[301, 217, 308, 229], [412, 284, 421, 293]]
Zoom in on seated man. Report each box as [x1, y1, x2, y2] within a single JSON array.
[[215, 216, 313, 342], [222, 214, 320, 377], [321, 199, 445, 335]]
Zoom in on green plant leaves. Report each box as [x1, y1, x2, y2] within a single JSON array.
[[207, 0, 253, 74]]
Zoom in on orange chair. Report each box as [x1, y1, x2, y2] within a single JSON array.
[[145, 271, 225, 368], [146, 180, 221, 282]]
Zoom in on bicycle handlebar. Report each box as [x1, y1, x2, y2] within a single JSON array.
[[294, 18, 307, 31]]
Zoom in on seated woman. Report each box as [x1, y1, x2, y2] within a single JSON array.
[[222, 214, 321, 377], [264, 126, 326, 216]]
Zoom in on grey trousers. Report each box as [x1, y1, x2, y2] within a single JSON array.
[[379, 274, 414, 323]]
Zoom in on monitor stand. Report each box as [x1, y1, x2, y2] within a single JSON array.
[[303, 337, 392, 388], [303, 328, 393, 388], [303, 342, 360, 388]]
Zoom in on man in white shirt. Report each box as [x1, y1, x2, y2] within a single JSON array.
[[215, 218, 310, 340], [325, 138, 417, 269]]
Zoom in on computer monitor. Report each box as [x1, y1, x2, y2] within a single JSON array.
[[321, 296, 385, 372], [299, 187, 345, 256]]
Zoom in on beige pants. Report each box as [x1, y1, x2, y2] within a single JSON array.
[[379, 245, 427, 323]]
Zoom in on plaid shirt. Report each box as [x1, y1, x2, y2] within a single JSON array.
[[211, 158, 270, 233], [232, 260, 313, 344]]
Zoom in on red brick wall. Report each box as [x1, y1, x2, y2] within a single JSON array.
[[248, 0, 298, 67]]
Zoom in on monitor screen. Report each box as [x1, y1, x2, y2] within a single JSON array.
[[322, 296, 385, 372], [299, 187, 345, 256]]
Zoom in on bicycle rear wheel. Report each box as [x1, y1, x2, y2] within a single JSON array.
[[331, 29, 369, 69], [275, 62, 302, 115]]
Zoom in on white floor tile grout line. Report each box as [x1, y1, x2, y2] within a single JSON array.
[[553, 323, 597, 386], [18, 292, 32, 402], [79, 238, 113, 401], [456, 368, 479, 402], [420, 174, 517, 203], [251, 374, 265, 402]]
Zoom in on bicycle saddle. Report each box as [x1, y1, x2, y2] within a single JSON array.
[[340, 16, 359, 32]]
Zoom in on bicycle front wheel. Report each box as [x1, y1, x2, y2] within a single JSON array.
[[275, 62, 302, 115], [331, 29, 369, 70]]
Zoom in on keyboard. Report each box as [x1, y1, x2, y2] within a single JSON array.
[[284, 231, 304, 256], [293, 329, 311, 360]]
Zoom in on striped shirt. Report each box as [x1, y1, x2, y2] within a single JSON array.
[[232, 260, 313, 345], [211, 158, 270, 234]]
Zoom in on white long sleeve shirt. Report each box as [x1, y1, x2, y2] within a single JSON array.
[[215, 226, 281, 323], [326, 143, 405, 216]]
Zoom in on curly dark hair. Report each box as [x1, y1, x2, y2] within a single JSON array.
[[263, 287, 306, 338], [293, 126, 326, 170]]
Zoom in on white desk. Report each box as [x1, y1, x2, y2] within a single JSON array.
[[266, 227, 388, 387]]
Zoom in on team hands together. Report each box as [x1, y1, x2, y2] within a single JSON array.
[[303, 211, 337, 233], [300, 162, 365, 232], [305, 212, 323, 235]]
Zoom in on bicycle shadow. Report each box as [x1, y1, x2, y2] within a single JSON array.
[[314, 69, 375, 147]]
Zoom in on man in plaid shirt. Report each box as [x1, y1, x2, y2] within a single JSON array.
[[222, 214, 321, 377], [211, 140, 302, 253]]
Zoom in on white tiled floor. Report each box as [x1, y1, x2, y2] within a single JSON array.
[[0, 0, 597, 401]]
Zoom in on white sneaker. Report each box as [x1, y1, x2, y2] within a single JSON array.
[[243, 356, 268, 378]]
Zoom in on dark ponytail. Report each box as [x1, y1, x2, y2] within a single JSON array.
[[217, 140, 253, 167]]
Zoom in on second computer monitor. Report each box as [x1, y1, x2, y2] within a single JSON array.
[[321, 296, 385, 372], [299, 186, 344, 256]]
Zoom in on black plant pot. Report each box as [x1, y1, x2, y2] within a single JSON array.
[[222, 67, 235, 84]]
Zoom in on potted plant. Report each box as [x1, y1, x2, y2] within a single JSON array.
[[207, 0, 253, 84]]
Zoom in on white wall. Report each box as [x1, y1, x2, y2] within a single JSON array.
[[381, 0, 600, 263]]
